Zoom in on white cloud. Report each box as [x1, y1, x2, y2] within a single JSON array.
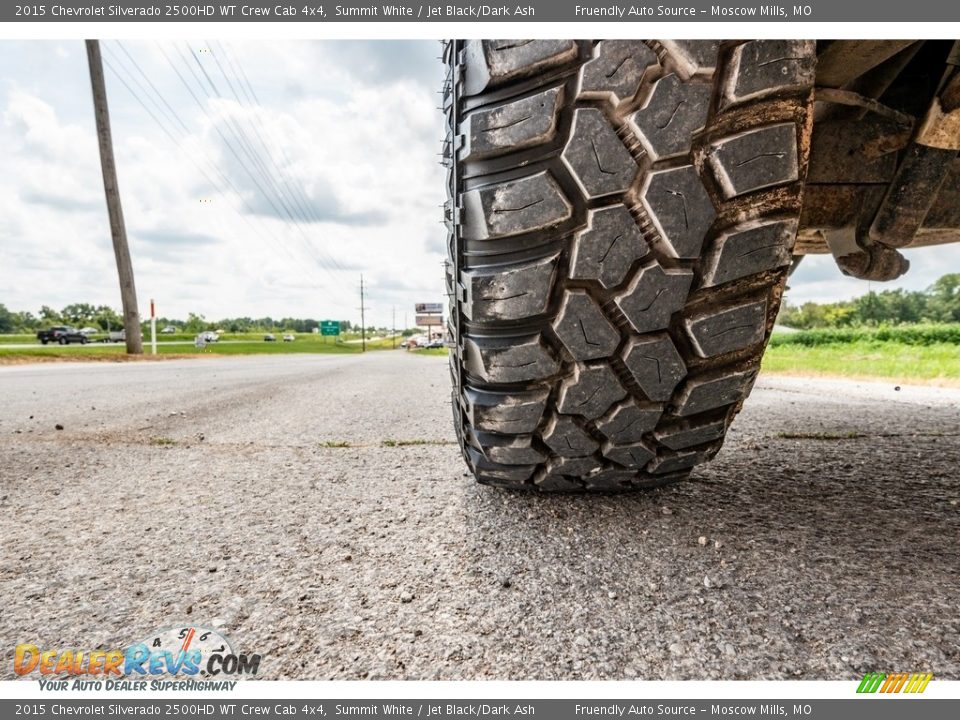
[[0, 40, 446, 327], [785, 245, 960, 306]]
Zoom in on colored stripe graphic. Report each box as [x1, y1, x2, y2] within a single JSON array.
[[857, 672, 932, 693], [857, 673, 886, 693]]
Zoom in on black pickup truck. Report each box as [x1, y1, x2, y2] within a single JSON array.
[[37, 326, 89, 345]]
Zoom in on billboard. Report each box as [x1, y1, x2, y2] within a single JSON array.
[[415, 303, 443, 314], [416, 314, 444, 327]]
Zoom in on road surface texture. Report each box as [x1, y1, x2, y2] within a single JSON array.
[[1, 353, 958, 680]]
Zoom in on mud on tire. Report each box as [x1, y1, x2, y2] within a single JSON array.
[[443, 40, 816, 492]]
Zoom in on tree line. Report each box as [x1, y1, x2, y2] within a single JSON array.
[[779, 273, 960, 329], [0, 303, 362, 335]]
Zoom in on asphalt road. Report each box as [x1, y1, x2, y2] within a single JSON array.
[[0, 353, 958, 680]]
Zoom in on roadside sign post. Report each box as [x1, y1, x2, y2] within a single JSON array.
[[150, 298, 156, 356], [415, 302, 444, 343], [320, 321, 340, 345]]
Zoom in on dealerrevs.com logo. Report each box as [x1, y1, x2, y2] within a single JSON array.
[[15, 626, 261, 691]]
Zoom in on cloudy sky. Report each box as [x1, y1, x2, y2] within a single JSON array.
[[0, 40, 446, 328], [0, 40, 955, 327]]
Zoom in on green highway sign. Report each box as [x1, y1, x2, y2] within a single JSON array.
[[320, 320, 340, 336]]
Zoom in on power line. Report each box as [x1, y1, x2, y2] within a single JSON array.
[[104, 43, 337, 297], [174, 42, 350, 283], [213, 40, 330, 230]]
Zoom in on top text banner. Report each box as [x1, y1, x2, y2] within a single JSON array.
[[5, 1, 960, 23]]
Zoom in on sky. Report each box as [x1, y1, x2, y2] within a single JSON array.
[[0, 40, 447, 329], [0, 39, 956, 328]]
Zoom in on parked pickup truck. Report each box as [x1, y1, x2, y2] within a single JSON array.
[[37, 326, 89, 345]]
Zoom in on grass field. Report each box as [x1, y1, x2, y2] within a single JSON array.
[[764, 326, 959, 384], [0, 331, 379, 345], [0, 333, 422, 361]]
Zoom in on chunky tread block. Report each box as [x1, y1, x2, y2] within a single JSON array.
[[462, 253, 559, 322], [547, 456, 603, 477], [463, 40, 579, 96], [674, 370, 758, 417], [562, 108, 638, 199], [700, 219, 797, 288], [582, 468, 639, 491], [461, 172, 572, 240], [615, 264, 694, 334], [602, 440, 655, 468], [706, 123, 800, 199], [552, 290, 620, 361], [542, 415, 600, 457], [463, 334, 558, 383], [648, 448, 715, 475], [622, 333, 688, 402], [630, 74, 712, 160], [684, 298, 768, 358], [534, 472, 583, 492], [596, 400, 662, 444], [467, 447, 537, 483], [462, 87, 563, 161], [659, 40, 720, 79], [721, 40, 816, 109], [476, 433, 547, 465], [464, 387, 549, 434], [569, 206, 650, 289], [557, 362, 628, 420], [449, 39, 814, 492], [655, 420, 727, 451], [640, 165, 717, 258], [578, 40, 658, 103]]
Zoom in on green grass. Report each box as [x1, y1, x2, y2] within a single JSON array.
[[0, 332, 407, 359], [763, 340, 959, 382], [771, 324, 960, 347], [763, 325, 960, 383]]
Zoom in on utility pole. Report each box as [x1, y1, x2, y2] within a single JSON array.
[[392, 305, 396, 349], [359, 274, 367, 353], [86, 39, 142, 355]]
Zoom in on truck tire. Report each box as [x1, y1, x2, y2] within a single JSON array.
[[444, 40, 816, 491]]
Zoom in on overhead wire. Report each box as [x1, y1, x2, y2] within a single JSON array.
[[103, 42, 340, 297]]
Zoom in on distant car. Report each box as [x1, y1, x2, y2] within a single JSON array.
[[403, 335, 429, 349], [425, 339, 445, 349], [199, 331, 219, 343], [37, 326, 88, 345], [282, 334, 295, 342], [160, 326, 177, 334], [78, 327, 99, 336], [264, 333, 276, 342]]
